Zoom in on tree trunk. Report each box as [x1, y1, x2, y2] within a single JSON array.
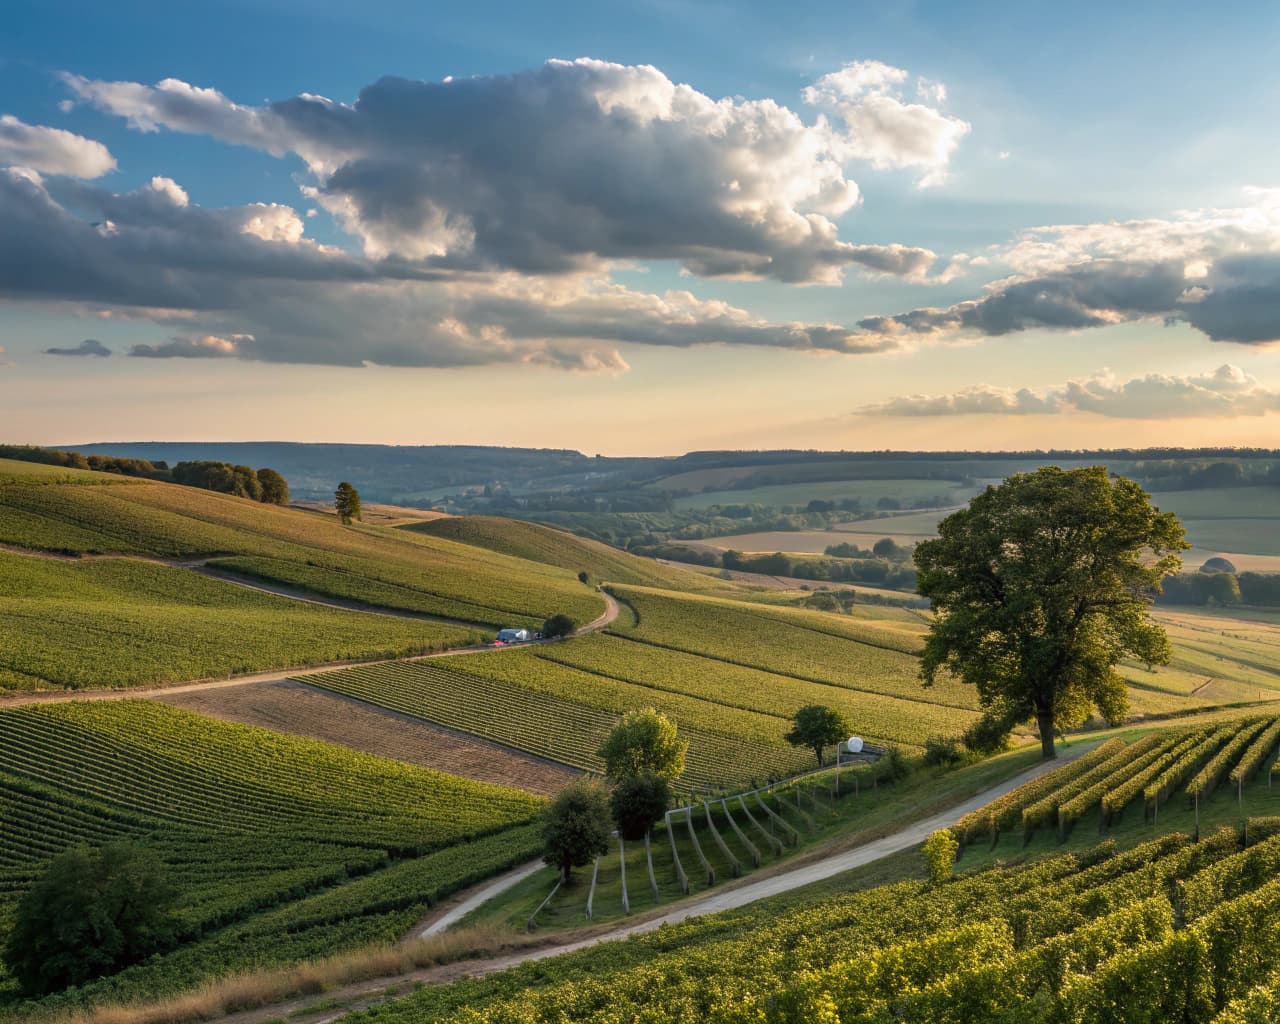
[[1037, 709, 1057, 759], [815, 746, 824, 768]]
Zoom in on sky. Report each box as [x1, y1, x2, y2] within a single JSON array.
[[2, 0, 1279, 455]]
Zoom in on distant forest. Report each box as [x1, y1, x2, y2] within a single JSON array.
[[1, 445, 290, 505]]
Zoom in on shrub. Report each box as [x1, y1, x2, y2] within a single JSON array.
[[542, 613, 578, 638], [3, 842, 179, 995], [923, 735, 968, 768], [874, 745, 911, 783], [923, 829, 959, 884]]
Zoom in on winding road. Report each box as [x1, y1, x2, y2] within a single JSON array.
[[208, 741, 1097, 1024]]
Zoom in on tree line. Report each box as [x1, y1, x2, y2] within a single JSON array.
[[1156, 571, 1280, 608], [0, 445, 290, 506]]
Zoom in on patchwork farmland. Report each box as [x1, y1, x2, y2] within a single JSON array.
[[2, 452, 1280, 1022]]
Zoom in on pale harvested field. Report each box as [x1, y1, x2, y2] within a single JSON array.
[[155, 680, 575, 796]]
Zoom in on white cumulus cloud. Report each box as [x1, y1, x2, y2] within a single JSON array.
[[0, 114, 116, 178], [851, 189, 1280, 347], [802, 60, 970, 187], [61, 59, 962, 283]]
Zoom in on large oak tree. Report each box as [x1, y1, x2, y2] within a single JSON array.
[[914, 467, 1187, 759]]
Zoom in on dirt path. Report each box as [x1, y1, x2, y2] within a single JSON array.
[[0, 590, 620, 709], [417, 861, 547, 938], [206, 744, 1096, 1024]]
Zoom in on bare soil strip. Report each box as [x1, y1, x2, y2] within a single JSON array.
[[155, 680, 577, 796]]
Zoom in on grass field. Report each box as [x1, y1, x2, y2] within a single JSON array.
[[0, 701, 542, 1012], [701, 489, 1280, 568], [671, 477, 979, 512]]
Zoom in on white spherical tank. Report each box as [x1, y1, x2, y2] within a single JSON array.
[[846, 736, 864, 754]]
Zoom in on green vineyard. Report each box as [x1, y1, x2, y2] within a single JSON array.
[[955, 716, 1280, 848], [0, 702, 542, 1010], [332, 825, 1280, 1023], [606, 584, 981, 709], [0, 551, 481, 691], [302, 659, 813, 789], [0, 458, 604, 632]]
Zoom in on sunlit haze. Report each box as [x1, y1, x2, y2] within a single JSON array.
[[3, 0, 1279, 452]]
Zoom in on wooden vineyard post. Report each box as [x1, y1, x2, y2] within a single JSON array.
[[586, 855, 600, 920], [644, 830, 660, 904], [618, 835, 629, 915]]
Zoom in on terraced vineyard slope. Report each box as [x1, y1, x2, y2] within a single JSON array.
[[0, 701, 542, 1012], [0, 551, 480, 691], [332, 823, 1280, 1023], [0, 458, 603, 631]]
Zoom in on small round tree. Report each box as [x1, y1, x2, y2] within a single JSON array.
[[334, 482, 362, 525], [4, 843, 178, 995], [610, 773, 671, 840], [598, 708, 687, 782], [785, 705, 852, 768], [542, 613, 578, 638], [542, 778, 613, 883], [256, 467, 290, 505]]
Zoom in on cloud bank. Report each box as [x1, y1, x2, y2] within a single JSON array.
[[860, 365, 1280, 419], [854, 189, 1280, 347], [0, 168, 893, 370], [62, 58, 963, 284]]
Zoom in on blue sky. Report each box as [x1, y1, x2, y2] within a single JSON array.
[[2, 0, 1279, 452]]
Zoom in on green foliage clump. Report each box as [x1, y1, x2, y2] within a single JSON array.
[[542, 778, 612, 881], [917, 467, 1188, 758], [609, 774, 671, 840], [172, 461, 264, 500], [923, 734, 970, 768], [542, 613, 578, 638], [597, 708, 687, 782], [785, 704, 852, 768], [922, 829, 959, 885], [4, 843, 178, 995], [256, 467, 290, 505]]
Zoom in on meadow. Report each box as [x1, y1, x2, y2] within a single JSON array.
[[0, 701, 542, 1013]]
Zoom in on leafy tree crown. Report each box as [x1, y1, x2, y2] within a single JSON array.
[[597, 708, 687, 782], [914, 466, 1187, 755]]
